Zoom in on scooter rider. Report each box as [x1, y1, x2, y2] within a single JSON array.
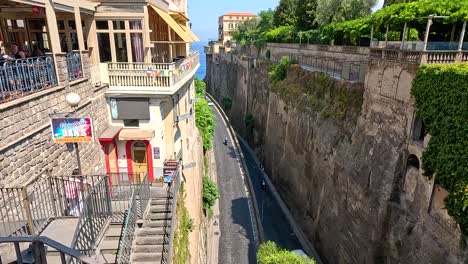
[[223, 136, 228, 145]]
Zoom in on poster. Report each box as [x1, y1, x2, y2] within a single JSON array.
[[110, 98, 118, 119], [51, 117, 94, 143], [153, 147, 160, 159]]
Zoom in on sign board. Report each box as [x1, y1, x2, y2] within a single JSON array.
[[51, 117, 94, 143], [153, 147, 160, 159]]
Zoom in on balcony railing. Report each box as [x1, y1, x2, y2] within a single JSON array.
[[370, 48, 468, 64], [0, 56, 57, 103], [66, 52, 83, 81], [107, 51, 199, 89]]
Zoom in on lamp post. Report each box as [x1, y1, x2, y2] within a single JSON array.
[[65, 92, 82, 175]]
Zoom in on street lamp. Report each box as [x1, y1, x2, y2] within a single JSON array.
[[65, 92, 82, 175]]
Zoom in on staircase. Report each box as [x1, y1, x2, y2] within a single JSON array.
[[96, 222, 123, 263], [131, 186, 173, 264]]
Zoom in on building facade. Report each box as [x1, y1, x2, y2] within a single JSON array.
[[0, 0, 205, 262], [218, 12, 256, 45]]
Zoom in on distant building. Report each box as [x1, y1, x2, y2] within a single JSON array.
[[218, 12, 257, 45]]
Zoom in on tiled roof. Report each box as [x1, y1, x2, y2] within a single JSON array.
[[223, 12, 257, 17]]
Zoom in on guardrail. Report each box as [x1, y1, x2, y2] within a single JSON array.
[[0, 236, 97, 264], [161, 165, 181, 264], [66, 52, 83, 81], [115, 189, 138, 264], [370, 48, 468, 64], [70, 175, 112, 261], [107, 51, 199, 88], [0, 56, 57, 103]]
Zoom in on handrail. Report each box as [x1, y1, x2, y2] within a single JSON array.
[[0, 236, 97, 263], [115, 189, 138, 264], [161, 165, 181, 264]]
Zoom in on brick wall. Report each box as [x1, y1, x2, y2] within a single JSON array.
[[0, 53, 109, 187]]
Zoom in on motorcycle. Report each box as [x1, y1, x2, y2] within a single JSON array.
[[223, 136, 228, 145], [261, 179, 267, 190]]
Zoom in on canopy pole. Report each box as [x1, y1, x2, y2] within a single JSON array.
[[401, 22, 407, 50], [384, 23, 389, 48], [458, 21, 466, 51], [370, 25, 374, 47], [423, 16, 433, 52]]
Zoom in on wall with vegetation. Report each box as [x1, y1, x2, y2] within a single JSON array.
[[205, 49, 467, 263]]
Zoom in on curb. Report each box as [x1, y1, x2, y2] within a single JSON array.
[[206, 93, 265, 247]]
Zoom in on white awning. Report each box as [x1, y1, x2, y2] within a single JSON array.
[[118, 129, 154, 141]]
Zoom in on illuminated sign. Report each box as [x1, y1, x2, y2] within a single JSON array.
[[51, 117, 94, 143]]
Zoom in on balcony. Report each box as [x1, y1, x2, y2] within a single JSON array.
[[106, 51, 200, 95]]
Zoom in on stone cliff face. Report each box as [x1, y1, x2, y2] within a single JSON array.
[[205, 50, 467, 264]]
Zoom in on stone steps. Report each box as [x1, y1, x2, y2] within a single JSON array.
[[131, 252, 163, 262], [132, 244, 164, 253]]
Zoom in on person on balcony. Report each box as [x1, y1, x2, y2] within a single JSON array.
[[9, 43, 26, 59], [31, 45, 44, 57]]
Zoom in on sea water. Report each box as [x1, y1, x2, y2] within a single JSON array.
[[190, 41, 208, 80]]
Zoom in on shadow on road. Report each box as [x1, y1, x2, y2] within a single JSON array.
[[231, 197, 257, 263]]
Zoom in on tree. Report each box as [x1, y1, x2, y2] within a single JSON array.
[[315, 0, 377, 26], [257, 241, 316, 264], [274, 0, 298, 27], [258, 9, 275, 32], [384, 0, 418, 6], [296, 0, 318, 31], [202, 176, 220, 213]]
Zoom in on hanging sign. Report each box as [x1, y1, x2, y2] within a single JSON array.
[[50, 117, 94, 143], [32, 6, 41, 15]]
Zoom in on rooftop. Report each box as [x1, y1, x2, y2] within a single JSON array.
[[223, 12, 256, 17]]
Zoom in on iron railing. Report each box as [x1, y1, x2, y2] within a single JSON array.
[[70, 175, 112, 261], [0, 236, 97, 264], [0, 56, 57, 103], [66, 52, 83, 81], [161, 165, 181, 264], [115, 190, 138, 264], [0, 175, 101, 237]]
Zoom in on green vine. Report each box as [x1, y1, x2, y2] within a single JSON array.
[[195, 78, 215, 152], [173, 183, 194, 264], [412, 63, 468, 234]]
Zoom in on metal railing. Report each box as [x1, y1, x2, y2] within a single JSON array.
[[70, 175, 112, 261], [107, 51, 199, 88], [0, 236, 97, 264], [0, 175, 102, 237], [369, 48, 468, 64], [0, 56, 57, 103], [161, 165, 181, 264], [66, 52, 83, 81], [115, 190, 138, 264]]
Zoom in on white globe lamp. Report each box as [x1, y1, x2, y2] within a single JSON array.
[[65, 92, 81, 109]]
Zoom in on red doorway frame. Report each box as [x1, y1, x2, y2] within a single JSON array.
[[125, 140, 154, 182]]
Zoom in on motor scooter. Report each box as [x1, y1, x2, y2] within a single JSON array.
[[223, 136, 228, 145], [261, 179, 267, 190]]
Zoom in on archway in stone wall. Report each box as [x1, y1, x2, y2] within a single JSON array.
[[407, 154, 420, 170], [412, 117, 426, 142], [403, 154, 421, 202]]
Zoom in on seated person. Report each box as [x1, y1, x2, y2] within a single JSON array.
[[9, 43, 26, 59]]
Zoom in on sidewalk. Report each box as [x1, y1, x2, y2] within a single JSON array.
[[206, 150, 220, 264]]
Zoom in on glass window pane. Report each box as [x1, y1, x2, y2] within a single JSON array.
[[114, 33, 128, 62], [6, 19, 12, 29], [70, 32, 78, 50], [113, 21, 125, 30], [16, 20, 24, 28], [60, 33, 68, 52], [96, 21, 109, 30], [97, 33, 111, 62], [57, 20, 65, 30], [130, 20, 142, 30], [68, 20, 76, 30], [131, 33, 144, 62]]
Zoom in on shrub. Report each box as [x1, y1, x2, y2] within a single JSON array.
[[195, 99, 215, 152], [244, 113, 255, 133], [269, 56, 294, 83], [173, 183, 194, 264], [222, 97, 233, 111], [203, 176, 220, 214], [257, 241, 316, 264]]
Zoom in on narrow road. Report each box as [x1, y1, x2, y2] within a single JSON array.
[[238, 140, 302, 251], [212, 107, 256, 264]]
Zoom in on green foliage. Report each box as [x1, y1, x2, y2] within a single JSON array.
[[194, 79, 215, 152], [244, 113, 255, 133], [296, 0, 318, 31], [222, 97, 233, 111], [412, 63, 468, 235], [322, 17, 372, 45], [203, 176, 220, 214], [271, 65, 363, 120], [257, 241, 316, 264], [274, 0, 298, 27], [315, 0, 377, 26], [173, 183, 194, 264], [384, 0, 418, 6], [269, 56, 293, 83], [258, 9, 276, 32], [264, 26, 296, 43]]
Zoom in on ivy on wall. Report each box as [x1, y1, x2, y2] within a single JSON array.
[[195, 78, 215, 152], [412, 63, 468, 234]]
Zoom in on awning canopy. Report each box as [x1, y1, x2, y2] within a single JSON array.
[[98, 126, 122, 144], [150, 5, 193, 42], [119, 129, 154, 141], [179, 23, 200, 42]]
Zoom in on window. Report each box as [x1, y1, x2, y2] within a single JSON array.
[[235, 23, 239, 29], [228, 23, 233, 29], [57, 19, 80, 52], [124, 119, 140, 127], [96, 20, 144, 63], [97, 33, 111, 62]]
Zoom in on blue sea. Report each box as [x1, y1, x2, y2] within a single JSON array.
[[191, 41, 208, 80]]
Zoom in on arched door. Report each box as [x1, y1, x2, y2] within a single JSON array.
[[132, 141, 147, 183]]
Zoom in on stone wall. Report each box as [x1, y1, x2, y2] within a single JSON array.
[[0, 52, 109, 187], [205, 46, 467, 263]]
